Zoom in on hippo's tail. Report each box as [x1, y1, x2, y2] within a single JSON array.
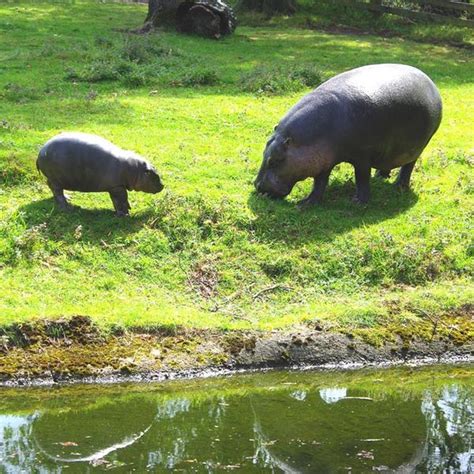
[[36, 149, 44, 175]]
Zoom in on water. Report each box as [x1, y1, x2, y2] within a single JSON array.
[[0, 365, 472, 473]]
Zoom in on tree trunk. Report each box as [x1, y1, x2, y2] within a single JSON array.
[[144, 0, 237, 38], [145, 0, 182, 26], [237, 0, 297, 15]]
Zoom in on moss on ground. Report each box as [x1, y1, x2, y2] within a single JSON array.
[[0, 312, 471, 382]]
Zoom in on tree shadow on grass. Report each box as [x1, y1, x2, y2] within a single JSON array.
[[246, 178, 419, 247], [17, 198, 153, 245]]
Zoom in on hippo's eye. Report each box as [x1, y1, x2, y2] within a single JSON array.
[[268, 153, 285, 169]]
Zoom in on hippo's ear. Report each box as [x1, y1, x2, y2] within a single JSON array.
[[143, 162, 154, 173]]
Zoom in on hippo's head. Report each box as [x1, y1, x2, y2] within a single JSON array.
[[135, 160, 164, 194], [254, 133, 297, 199]]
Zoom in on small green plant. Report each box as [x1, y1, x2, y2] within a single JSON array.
[[171, 68, 220, 87], [122, 68, 147, 87], [290, 65, 323, 87], [79, 60, 123, 83], [95, 36, 114, 48], [12, 223, 48, 262], [0, 155, 32, 186], [64, 36, 186, 87], [240, 64, 323, 95], [120, 36, 155, 64], [120, 36, 172, 64], [2, 83, 40, 102], [261, 258, 293, 278]]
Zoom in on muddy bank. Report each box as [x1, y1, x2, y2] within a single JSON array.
[[1, 314, 472, 387]]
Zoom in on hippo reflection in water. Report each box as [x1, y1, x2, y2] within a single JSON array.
[[255, 64, 442, 206], [1, 379, 470, 472]]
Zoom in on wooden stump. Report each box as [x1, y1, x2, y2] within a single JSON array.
[[144, 0, 237, 38]]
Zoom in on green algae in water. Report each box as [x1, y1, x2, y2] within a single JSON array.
[[0, 365, 473, 473]]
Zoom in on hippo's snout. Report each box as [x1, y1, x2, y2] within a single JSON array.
[[254, 177, 288, 199]]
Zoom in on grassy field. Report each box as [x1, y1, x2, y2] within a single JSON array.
[[240, 0, 474, 48], [0, 0, 472, 333]]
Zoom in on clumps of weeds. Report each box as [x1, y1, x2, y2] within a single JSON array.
[[0, 215, 59, 267], [121, 68, 147, 87], [64, 35, 219, 89], [12, 223, 49, 261], [95, 36, 114, 48], [37, 41, 63, 57], [308, 227, 465, 291], [337, 307, 385, 330], [85, 89, 99, 101], [0, 154, 33, 186], [240, 64, 324, 95], [36, 42, 69, 59], [1, 83, 40, 103], [120, 35, 175, 64], [65, 60, 129, 83], [260, 258, 293, 279], [66, 59, 150, 89], [144, 193, 237, 252], [451, 152, 474, 167], [170, 67, 220, 87], [352, 231, 457, 286]]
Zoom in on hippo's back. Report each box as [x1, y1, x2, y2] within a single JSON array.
[[280, 64, 442, 168], [37, 133, 126, 192], [325, 63, 440, 105]]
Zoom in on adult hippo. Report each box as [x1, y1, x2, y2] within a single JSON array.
[[37, 132, 164, 216], [255, 64, 442, 206]]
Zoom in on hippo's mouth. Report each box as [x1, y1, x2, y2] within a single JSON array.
[[257, 189, 285, 199], [254, 179, 290, 199]]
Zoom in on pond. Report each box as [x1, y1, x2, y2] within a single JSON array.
[[0, 365, 472, 473]]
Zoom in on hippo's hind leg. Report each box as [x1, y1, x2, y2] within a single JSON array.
[[47, 179, 70, 210], [297, 169, 333, 209], [375, 169, 391, 179], [395, 160, 417, 190], [353, 163, 371, 204], [109, 187, 131, 217]]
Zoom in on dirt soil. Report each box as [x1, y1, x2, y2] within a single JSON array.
[[0, 312, 472, 386]]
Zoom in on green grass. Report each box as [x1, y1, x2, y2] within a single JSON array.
[[0, 1, 473, 332], [237, 0, 474, 48]]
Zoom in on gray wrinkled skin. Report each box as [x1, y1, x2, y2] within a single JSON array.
[[255, 64, 443, 206], [37, 133, 164, 216]]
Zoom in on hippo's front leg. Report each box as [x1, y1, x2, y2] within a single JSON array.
[[353, 164, 371, 204], [109, 187, 131, 217], [297, 169, 333, 209]]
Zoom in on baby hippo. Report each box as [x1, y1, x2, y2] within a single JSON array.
[[37, 132, 164, 216], [255, 64, 442, 206]]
